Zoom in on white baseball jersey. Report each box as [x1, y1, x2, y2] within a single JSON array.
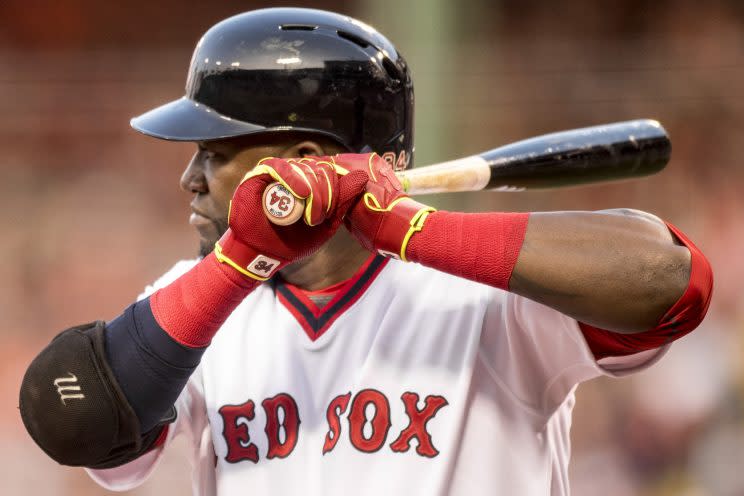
[[88, 256, 667, 495]]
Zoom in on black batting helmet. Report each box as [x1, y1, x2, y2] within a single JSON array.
[[131, 8, 414, 170]]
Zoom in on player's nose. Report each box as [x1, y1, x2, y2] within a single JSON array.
[[180, 152, 208, 194]]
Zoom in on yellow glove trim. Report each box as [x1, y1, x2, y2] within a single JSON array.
[[362, 193, 409, 213], [367, 153, 379, 181], [240, 161, 302, 198], [311, 160, 336, 216], [213, 242, 271, 281], [288, 162, 317, 226], [399, 206, 436, 262], [329, 155, 350, 176], [320, 167, 333, 214]]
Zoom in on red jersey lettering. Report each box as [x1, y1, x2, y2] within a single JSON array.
[[219, 400, 259, 463], [348, 389, 391, 453], [262, 393, 301, 459], [390, 392, 448, 457], [323, 392, 351, 455]]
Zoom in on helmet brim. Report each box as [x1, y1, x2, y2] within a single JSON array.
[[130, 96, 267, 142]]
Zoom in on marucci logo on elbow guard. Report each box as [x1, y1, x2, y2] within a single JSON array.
[[54, 372, 85, 405]]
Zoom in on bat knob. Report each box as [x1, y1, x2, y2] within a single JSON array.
[[262, 182, 305, 226]]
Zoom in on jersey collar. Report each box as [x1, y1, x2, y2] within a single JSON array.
[[275, 255, 388, 342]]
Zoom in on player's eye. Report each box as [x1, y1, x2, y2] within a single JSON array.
[[200, 148, 225, 162]]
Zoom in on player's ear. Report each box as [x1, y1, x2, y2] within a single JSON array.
[[280, 140, 326, 159]]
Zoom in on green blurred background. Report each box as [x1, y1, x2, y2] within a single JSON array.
[[1, 1, 742, 494]]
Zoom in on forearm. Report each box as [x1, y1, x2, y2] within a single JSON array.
[[406, 209, 694, 334], [104, 298, 203, 434], [106, 251, 257, 432], [509, 209, 691, 333]]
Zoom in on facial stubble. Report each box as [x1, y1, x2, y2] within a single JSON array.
[[199, 217, 230, 258]]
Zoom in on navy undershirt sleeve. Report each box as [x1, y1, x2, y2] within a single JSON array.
[[104, 297, 206, 432]]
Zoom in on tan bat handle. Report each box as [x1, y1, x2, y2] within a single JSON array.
[[397, 156, 490, 195]]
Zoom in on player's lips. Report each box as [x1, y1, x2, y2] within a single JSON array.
[[189, 207, 219, 239], [189, 204, 214, 225], [189, 211, 213, 226]]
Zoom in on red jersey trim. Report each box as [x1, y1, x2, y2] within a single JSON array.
[[276, 255, 389, 342], [148, 425, 169, 451], [579, 221, 713, 360], [300, 278, 350, 299]]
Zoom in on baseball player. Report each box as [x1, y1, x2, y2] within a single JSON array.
[[19, 8, 712, 496]]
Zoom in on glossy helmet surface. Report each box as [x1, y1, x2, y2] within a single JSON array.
[[131, 8, 414, 169]]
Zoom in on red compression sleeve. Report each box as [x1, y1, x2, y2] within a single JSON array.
[[149, 252, 258, 347], [579, 222, 713, 359], [406, 211, 530, 290]]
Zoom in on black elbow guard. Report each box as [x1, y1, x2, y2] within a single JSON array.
[[19, 321, 168, 468]]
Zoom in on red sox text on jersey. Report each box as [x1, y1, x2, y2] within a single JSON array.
[[219, 390, 449, 463]]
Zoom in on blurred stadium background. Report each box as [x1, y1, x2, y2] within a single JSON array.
[[1, 0, 742, 494]]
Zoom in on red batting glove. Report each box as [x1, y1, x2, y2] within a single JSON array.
[[334, 153, 436, 261], [216, 157, 367, 280]]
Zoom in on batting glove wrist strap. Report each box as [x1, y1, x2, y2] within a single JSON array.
[[360, 195, 435, 261], [215, 229, 286, 281]]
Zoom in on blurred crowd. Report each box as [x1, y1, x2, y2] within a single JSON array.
[[1, 0, 743, 494]]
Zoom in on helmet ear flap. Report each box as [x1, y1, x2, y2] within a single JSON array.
[[130, 7, 414, 169]]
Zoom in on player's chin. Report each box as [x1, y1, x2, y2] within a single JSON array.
[[194, 229, 217, 258], [199, 237, 216, 258], [195, 220, 228, 258]]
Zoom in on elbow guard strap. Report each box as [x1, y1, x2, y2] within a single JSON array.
[[19, 321, 172, 468], [579, 222, 713, 359]]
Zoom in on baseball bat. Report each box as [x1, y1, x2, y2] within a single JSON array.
[[262, 119, 670, 225]]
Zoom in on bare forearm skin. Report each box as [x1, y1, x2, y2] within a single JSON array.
[[509, 209, 691, 334]]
